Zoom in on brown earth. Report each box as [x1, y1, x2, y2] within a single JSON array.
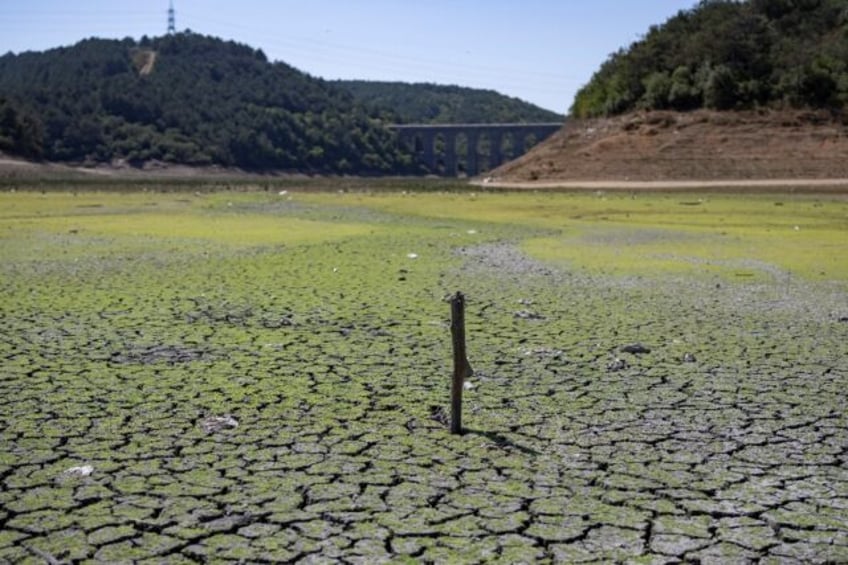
[[138, 50, 157, 76], [0, 153, 256, 180], [6, 108, 848, 191], [491, 109, 848, 186], [131, 48, 157, 76]]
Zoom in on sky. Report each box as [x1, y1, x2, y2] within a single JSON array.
[[0, 1, 697, 115]]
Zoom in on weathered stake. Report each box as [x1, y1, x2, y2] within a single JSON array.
[[450, 292, 473, 435]]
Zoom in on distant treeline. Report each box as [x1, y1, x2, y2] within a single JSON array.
[[334, 80, 563, 124], [572, 0, 848, 117], [0, 34, 417, 173], [0, 34, 560, 172]]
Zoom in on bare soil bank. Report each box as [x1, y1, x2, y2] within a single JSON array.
[[6, 109, 848, 192], [0, 154, 252, 180], [493, 109, 848, 184]]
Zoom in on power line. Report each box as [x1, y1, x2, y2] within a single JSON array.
[[182, 12, 574, 86]]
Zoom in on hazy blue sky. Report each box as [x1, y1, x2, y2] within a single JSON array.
[[1, 1, 697, 114]]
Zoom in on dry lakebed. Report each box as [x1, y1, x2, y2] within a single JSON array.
[[0, 186, 846, 563]]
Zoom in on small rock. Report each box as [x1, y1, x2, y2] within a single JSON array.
[[463, 381, 475, 390], [201, 415, 239, 433], [682, 352, 697, 363], [429, 405, 449, 426], [607, 358, 628, 372], [621, 343, 651, 354]]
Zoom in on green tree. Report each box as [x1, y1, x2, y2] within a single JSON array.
[[703, 64, 739, 110], [0, 97, 44, 158], [569, 0, 848, 116], [668, 66, 701, 110], [642, 71, 672, 109]]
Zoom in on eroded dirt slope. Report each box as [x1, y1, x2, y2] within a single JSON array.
[[494, 110, 848, 182]]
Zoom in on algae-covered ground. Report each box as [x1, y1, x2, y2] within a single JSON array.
[[1, 187, 847, 563]]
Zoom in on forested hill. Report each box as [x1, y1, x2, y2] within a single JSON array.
[[334, 80, 563, 124], [572, 0, 848, 118], [0, 34, 413, 173]]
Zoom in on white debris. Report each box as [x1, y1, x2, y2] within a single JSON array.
[[467, 229, 478, 235], [794, 225, 800, 231], [278, 190, 288, 196], [407, 253, 419, 259], [63, 465, 94, 477], [463, 381, 475, 390]]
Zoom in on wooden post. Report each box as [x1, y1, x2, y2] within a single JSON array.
[[450, 292, 473, 435]]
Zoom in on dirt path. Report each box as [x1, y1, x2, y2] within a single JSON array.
[[474, 177, 848, 192], [0, 158, 37, 168], [138, 50, 157, 76]]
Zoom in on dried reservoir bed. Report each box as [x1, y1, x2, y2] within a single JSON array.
[[1, 189, 847, 563]]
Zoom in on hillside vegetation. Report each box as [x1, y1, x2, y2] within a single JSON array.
[[0, 34, 564, 173], [0, 34, 412, 173], [572, 0, 848, 118], [334, 80, 562, 124], [0, 97, 43, 159]]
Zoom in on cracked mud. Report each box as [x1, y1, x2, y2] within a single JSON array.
[[0, 190, 846, 563]]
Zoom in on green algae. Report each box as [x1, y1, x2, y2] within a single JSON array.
[[304, 190, 848, 281], [0, 187, 846, 561]]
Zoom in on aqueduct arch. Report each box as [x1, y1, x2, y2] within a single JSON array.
[[390, 122, 562, 177]]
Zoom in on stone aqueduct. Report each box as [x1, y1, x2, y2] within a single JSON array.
[[388, 123, 562, 177]]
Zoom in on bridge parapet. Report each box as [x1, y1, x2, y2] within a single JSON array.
[[388, 122, 562, 177]]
